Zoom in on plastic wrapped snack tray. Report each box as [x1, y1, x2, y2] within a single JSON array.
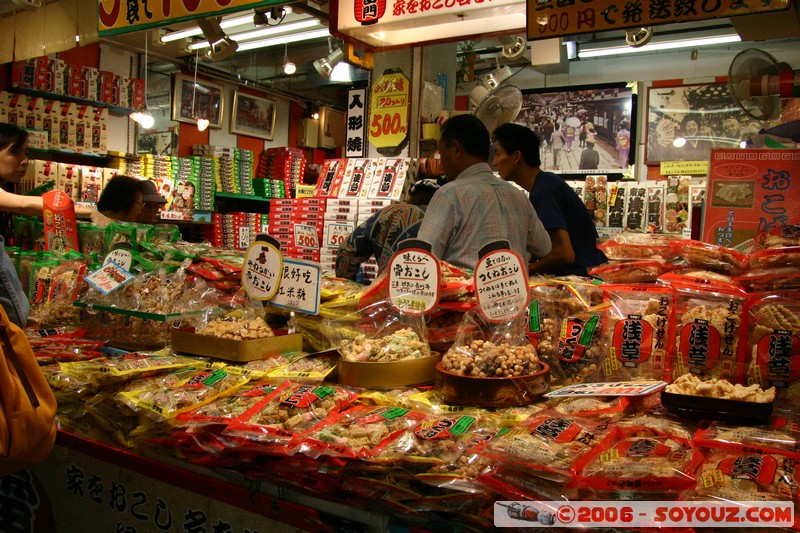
[[171, 330, 304, 362]]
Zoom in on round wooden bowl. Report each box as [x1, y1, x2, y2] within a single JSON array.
[[435, 361, 550, 407], [337, 352, 442, 388]]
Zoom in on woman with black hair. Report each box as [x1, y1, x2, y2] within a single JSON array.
[[97, 175, 147, 222]]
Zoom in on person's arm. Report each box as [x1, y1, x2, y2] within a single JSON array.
[[529, 227, 575, 275], [0, 188, 109, 226]]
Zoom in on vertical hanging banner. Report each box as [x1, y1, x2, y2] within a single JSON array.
[[368, 69, 410, 152], [242, 234, 282, 301], [98, 0, 277, 36], [346, 88, 368, 158], [474, 241, 530, 323]]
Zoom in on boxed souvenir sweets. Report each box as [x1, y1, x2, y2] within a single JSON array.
[[171, 330, 304, 363]]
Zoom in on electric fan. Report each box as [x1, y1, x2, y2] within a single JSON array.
[[469, 65, 523, 133], [728, 48, 799, 120]]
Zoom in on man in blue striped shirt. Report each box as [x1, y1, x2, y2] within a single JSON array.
[[417, 114, 551, 271]]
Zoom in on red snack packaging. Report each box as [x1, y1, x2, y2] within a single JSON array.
[[693, 413, 800, 460], [42, 189, 79, 253], [577, 435, 703, 491], [589, 260, 678, 284], [600, 284, 676, 381], [659, 274, 748, 384], [478, 409, 615, 483], [675, 240, 748, 276], [743, 290, 800, 402]]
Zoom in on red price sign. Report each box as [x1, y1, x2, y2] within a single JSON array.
[[294, 224, 319, 249], [325, 223, 354, 248], [369, 69, 409, 149]]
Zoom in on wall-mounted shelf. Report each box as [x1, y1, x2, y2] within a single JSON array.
[[29, 148, 110, 165], [9, 87, 133, 116]]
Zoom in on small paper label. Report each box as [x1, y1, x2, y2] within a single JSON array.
[[84, 261, 135, 295]]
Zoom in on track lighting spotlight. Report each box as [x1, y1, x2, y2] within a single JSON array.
[[197, 17, 238, 62], [313, 47, 344, 78]]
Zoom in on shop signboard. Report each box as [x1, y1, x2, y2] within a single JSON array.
[[526, 0, 790, 41], [346, 88, 368, 158], [702, 149, 800, 249], [270, 258, 321, 315], [98, 0, 281, 36]]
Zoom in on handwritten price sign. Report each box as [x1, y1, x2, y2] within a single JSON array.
[[242, 237, 282, 301], [369, 69, 410, 149], [474, 243, 529, 323], [294, 224, 319, 249], [325, 223, 354, 249]]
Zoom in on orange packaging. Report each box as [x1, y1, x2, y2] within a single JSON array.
[[41, 190, 79, 254]]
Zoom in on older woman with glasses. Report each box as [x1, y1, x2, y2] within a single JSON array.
[[97, 175, 147, 222]]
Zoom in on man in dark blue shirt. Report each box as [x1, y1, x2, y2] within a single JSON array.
[[492, 123, 606, 276]]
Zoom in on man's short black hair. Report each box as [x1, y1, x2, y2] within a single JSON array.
[[440, 114, 491, 161], [492, 122, 541, 167]]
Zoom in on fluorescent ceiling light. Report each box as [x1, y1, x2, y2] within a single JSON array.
[[160, 11, 256, 43], [578, 34, 741, 58], [189, 19, 322, 50], [234, 28, 331, 52]]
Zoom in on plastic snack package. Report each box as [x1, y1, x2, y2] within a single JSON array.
[[441, 308, 539, 378], [104, 221, 138, 251], [552, 305, 606, 386], [176, 381, 282, 428], [694, 413, 800, 460], [29, 338, 105, 365], [685, 449, 800, 527], [734, 266, 800, 292], [675, 239, 748, 275], [223, 381, 358, 449], [295, 405, 427, 460], [744, 290, 800, 403], [476, 464, 580, 502], [589, 260, 679, 284], [478, 409, 616, 483], [326, 299, 431, 363], [600, 284, 676, 381], [660, 274, 748, 384], [577, 434, 703, 492], [615, 406, 698, 442], [548, 396, 631, 421], [754, 225, 800, 250], [597, 232, 680, 262], [265, 351, 339, 382], [59, 352, 198, 390], [116, 367, 250, 421]]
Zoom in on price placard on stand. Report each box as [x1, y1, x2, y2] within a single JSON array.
[[84, 261, 135, 295], [325, 222, 354, 248], [387, 240, 440, 315], [242, 235, 282, 301], [474, 241, 530, 323], [368, 69, 410, 150], [271, 258, 321, 315], [294, 224, 320, 250]]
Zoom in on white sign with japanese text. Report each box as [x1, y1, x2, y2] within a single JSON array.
[[270, 258, 321, 315], [242, 237, 282, 301], [294, 224, 320, 250], [474, 246, 529, 323], [324, 222, 354, 249], [84, 261, 135, 295], [388, 247, 440, 315], [346, 88, 367, 158]]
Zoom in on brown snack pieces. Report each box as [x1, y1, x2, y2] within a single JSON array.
[[666, 373, 776, 403]]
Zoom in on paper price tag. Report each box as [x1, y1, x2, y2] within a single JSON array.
[[271, 258, 321, 315], [294, 224, 319, 249], [325, 223, 353, 248], [474, 243, 529, 323], [84, 261, 135, 295], [242, 236, 282, 300]]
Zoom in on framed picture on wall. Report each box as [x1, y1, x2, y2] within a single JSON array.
[[645, 82, 783, 164], [171, 74, 224, 129], [230, 91, 276, 141], [517, 81, 637, 177]]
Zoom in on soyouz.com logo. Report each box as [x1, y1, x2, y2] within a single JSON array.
[[494, 501, 794, 528]]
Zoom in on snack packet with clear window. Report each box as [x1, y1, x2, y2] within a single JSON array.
[[589, 260, 678, 284], [577, 434, 703, 491], [675, 240, 748, 275], [295, 405, 427, 460], [659, 274, 748, 384], [685, 449, 800, 523], [223, 381, 358, 446], [478, 409, 615, 482], [325, 299, 431, 363], [600, 284, 676, 381], [597, 232, 680, 262], [743, 291, 800, 403], [694, 413, 800, 460], [441, 308, 540, 378]]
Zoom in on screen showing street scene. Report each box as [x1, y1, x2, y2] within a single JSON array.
[[517, 83, 636, 176]]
